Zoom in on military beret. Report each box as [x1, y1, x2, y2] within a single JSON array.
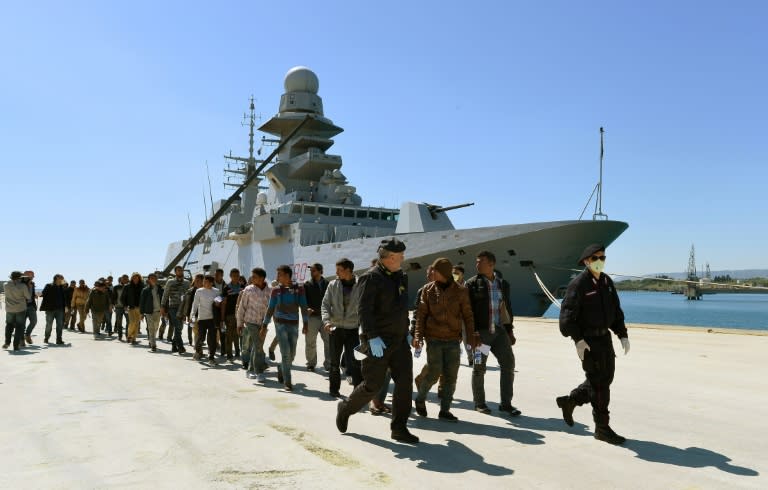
[[578, 243, 605, 265], [378, 237, 406, 253]]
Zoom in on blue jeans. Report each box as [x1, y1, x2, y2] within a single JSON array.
[[114, 307, 127, 336], [103, 309, 113, 333], [25, 303, 37, 335], [167, 306, 184, 351], [44, 309, 65, 342], [275, 322, 299, 385], [5, 311, 26, 348], [243, 322, 267, 374]]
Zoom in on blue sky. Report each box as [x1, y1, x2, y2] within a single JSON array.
[[1, 0, 766, 286]]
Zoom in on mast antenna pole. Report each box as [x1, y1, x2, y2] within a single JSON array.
[[202, 187, 208, 220], [205, 160, 215, 213], [593, 127, 608, 220], [246, 96, 256, 174]]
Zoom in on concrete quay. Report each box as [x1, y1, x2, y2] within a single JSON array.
[[1, 317, 766, 489]]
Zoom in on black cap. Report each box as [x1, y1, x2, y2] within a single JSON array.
[[578, 243, 605, 265], [431, 257, 453, 282], [378, 237, 406, 253], [10, 271, 23, 280]]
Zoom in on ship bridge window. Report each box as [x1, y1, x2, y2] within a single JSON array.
[[318, 207, 330, 216], [382, 212, 397, 221], [356, 210, 368, 219], [330, 207, 342, 217], [368, 211, 380, 220], [343, 209, 355, 218], [304, 205, 316, 215], [291, 204, 302, 214]]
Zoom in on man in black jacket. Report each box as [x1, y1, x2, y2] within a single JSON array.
[[465, 251, 521, 417], [556, 243, 630, 445], [112, 275, 129, 340], [303, 263, 329, 371], [336, 238, 419, 444], [122, 272, 144, 345], [64, 280, 76, 330], [40, 274, 67, 344]]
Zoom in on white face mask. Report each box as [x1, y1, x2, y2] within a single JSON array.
[[588, 260, 605, 275]]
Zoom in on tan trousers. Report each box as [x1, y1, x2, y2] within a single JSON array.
[[127, 309, 142, 341], [146, 312, 161, 347], [75, 305, 87, 330]]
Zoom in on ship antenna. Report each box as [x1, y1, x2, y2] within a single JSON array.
[[593, 127, 608, 220], [245, 96, 256, 175], [202, 186, 209, 220], [205, 160, 215, 214]]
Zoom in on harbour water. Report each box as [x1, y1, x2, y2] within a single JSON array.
[[543, 291, 768, 330]]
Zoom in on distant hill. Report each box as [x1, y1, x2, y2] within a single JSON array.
[[619, 270, 768, 281]]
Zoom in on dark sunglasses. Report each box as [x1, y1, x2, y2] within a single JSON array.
[[590, 255, 607, 261]]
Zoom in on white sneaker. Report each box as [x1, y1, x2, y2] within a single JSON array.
[[256, 373, 266, 383]]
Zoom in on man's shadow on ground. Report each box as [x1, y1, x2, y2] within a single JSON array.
[[348, 433, 513, 476], [411, 416, 546, 446], [623, 439, 759, 476]]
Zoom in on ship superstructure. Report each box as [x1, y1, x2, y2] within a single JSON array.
[[165, 66, 628, 316]]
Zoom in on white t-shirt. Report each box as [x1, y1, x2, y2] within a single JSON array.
[[191, 287, 220, 321]]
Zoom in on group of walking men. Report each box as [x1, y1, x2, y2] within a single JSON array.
[[4, 238, 630, 446]]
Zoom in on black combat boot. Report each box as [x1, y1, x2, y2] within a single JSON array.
[[556, 396, 576, 426], [336, 401, 350, 433], [391, 428, 419, 444], [594, 425, 626, 445]]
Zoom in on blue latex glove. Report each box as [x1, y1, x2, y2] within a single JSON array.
[[368, 337, 386, 358]]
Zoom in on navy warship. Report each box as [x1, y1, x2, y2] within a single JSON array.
[[163, 66, 628, 316]]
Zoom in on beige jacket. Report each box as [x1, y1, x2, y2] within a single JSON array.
[[71, 286, 90, 307]]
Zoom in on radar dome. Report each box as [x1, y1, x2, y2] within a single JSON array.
[[284, 66, 319, 94]]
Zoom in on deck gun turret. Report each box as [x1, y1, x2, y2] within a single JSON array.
[[426, 202, 474, 220]]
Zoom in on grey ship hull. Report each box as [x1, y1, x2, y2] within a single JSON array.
[[168, 219, 627, 317], [297, 219, 628, 316]]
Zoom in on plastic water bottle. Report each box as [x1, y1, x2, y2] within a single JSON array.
[[414, 343, 422, 358], [474, 348, 483, 364]]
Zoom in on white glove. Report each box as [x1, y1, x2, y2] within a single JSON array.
[[575, 339, 590, 361], [620, 337, 630, 355]]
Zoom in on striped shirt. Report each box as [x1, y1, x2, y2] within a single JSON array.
[[485, 274, 503, 331], [263, 283, 308, 325]]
